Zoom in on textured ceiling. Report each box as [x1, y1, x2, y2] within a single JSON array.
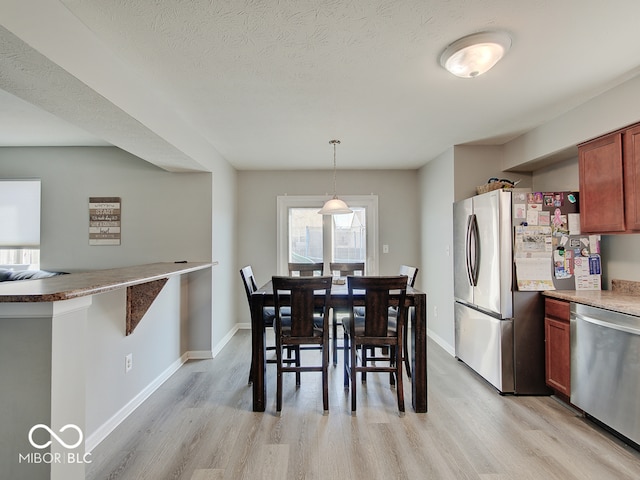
[[2, 0, 640, 171]]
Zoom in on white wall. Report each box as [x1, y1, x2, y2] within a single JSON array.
[[236, 169, 420, 323]]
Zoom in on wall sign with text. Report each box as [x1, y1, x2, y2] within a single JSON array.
[[89, 197, 121, 245]]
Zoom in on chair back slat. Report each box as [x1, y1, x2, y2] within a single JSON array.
[[240, 265, 258, 300], [272, 276, 332, 338], [398, 265, 419, 287], [288, 262, 324, 277], [347, 276, 407, 338], [329, 262, 365, 277]]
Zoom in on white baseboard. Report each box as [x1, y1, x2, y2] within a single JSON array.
[[85, 326, 245, 453], [212, 324, 241, 357], [188, 350, 214, 360], [427, 328, 455, 356], [85, 352, 189, 453]]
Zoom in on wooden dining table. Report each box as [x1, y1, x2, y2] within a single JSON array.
[[250, 278, 428, 413]]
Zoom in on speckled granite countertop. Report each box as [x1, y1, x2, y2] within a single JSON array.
[[0, 262, 213, 303], [543, 279, 640, 317]]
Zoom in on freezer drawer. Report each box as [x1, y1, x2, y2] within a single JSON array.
[[455, 302, 515, 393]]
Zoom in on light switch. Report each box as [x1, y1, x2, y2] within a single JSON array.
[[383, 244, 389, 254]]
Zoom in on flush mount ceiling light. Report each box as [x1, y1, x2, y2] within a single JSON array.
[[319, 139, 352, 215], [440, 31, 511, 78]]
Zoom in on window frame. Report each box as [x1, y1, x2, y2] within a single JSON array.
[[276, 195, 379, 276]]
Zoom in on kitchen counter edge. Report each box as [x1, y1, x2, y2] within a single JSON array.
[[542, 289, 640, 317], [0, 262, 215, 303]]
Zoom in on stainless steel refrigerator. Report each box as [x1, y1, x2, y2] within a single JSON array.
[[453, 188, 586, 395]]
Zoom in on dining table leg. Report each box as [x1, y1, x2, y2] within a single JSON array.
[[251, 292, 266, 412], [412, 293, 428, 413]]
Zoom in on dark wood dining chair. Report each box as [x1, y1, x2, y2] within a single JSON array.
[[328, 262, 365, 366], [288, 262, 324, 277], [395, 265, 419, 378], [399, 265, 419, 288], [240, 265, 295, 384], [272, 275, 332, 415], [343, 275, 408, 415]]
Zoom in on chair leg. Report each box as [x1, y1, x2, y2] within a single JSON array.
[[351, 339, 357, 414], [332, 311, 338, 366], [404, 307, 412, 379], [322, 341, 329, 414], [361, 346, 367, 384], [276, 345, 283, 415], [389, 345, 396, 387], [343, 331, 350, 388], [295, 346, 301, 386], [396, 335, 405, 416]]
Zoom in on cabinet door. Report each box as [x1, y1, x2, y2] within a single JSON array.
[[624, 124, 640, 231], [545, 317, 571, 396], [579, 133, 626, 233]]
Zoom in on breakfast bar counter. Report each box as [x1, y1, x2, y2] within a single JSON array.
[[0, 262, 213, 303], [0, 262, 213, 480]]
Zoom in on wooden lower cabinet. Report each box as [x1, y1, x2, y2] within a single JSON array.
[[544, 298, 571, 398]]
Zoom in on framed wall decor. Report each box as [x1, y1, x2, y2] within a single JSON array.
[[89, 197, 121, 245]]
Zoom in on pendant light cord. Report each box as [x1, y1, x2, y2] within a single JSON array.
[[330, 139, 340, 198]]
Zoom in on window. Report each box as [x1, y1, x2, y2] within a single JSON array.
[[277, 195, 378, 275], [0, 179, 41, 269]]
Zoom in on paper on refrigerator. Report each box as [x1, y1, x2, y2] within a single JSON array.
[[514, 225, 553, 258], [513, 225, 555, 290], [515, 257, 556, 290]]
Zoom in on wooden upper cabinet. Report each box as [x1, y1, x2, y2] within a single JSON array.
[[624, 124, 640, 231], [578, 132, 626, 233]]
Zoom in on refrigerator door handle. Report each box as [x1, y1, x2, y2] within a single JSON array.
[[465, 214, 474, 286], [469, 214, 480, 286]]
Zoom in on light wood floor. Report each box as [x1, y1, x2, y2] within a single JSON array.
[[87, 330, 640, 480]]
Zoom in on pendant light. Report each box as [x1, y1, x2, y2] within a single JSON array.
[[319, 140, 352, 215], [440, 31, 511, 78]]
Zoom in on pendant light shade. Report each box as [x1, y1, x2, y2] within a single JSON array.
[[319, 140, 352, 215], [440, 31, 511, 78], [318, 197, 352, 215]]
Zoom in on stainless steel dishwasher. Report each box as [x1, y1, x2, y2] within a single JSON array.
[[571, 303, 640, 446]]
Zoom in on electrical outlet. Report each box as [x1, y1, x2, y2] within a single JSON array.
[[125, 353, 133, 373], [434, 306, 438, 318]]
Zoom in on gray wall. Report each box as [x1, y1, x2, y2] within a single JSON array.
[[418, 149, 454, 352], [0, 146, 239, 448], [0, 147, 212, 270], [236, 169, 420, 323], [419, 145, 533, 352], [419, 73, 640, 355], [533, 156, 640, 289]]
